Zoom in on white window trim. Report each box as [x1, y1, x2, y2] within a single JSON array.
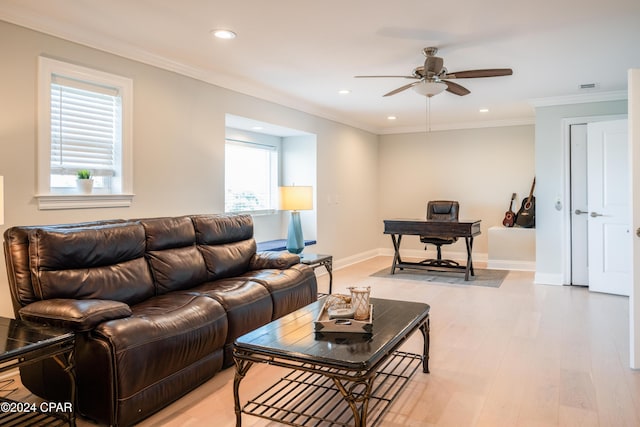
[[36, 56, 134, 210]]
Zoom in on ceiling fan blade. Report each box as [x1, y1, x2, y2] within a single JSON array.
[[443, 68, 513, 79], [354, 75, 419, 79], [443, 80, 470, 96], [383, 81, 420, 97]]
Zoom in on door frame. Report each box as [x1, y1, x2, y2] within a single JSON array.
[[560, 114, 628, 285]]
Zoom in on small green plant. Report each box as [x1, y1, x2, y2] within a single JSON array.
[[77, 169, 92, 180]]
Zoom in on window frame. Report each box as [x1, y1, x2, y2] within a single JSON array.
[[36, 56, 134, 210], [224, 139, 279, 215]]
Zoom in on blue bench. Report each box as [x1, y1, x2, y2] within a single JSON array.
[[257, 239, 317, 252]]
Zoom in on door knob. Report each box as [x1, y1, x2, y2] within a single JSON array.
[[574, 209, 587, 215], [590, 212, 603, 218], [637, 228, 640, 238]]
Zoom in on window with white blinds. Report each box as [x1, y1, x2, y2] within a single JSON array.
[[50, 76, 121, 180], [37, 56, 133, 209]]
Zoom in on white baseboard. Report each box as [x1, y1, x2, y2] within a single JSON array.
[[534, 272, 564, 286], [488, 259, 536, 272], [332, 249, 380, 271]]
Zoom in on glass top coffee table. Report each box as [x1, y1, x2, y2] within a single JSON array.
[[233, 297, 430, 427]]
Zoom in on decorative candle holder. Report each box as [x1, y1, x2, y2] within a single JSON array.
[[349, 286, 371, 321]]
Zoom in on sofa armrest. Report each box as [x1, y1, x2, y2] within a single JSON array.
[[250, 251, 300, 270], [19, 299, 132, 332]]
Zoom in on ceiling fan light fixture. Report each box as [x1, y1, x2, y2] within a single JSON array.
[[412, 81, 447, 97]]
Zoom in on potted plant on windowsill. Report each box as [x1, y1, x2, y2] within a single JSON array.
[[76, 169, 94, 194]]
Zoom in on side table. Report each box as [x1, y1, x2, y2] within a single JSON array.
[[0, 317, 76, 426], [299, 253, 333, 294]]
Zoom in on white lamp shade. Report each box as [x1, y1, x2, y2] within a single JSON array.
[[279, 186, 313, 211], [412, 81, 447, 97]]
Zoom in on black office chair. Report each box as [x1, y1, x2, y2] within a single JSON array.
[[420, 200, 460, 267]]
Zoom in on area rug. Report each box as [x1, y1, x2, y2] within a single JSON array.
[[370, 266, 509, 288]]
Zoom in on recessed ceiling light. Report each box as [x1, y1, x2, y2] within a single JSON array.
[[338, 89, 351, 95], [479, 108, 489, 113], [251, 126, 264, 131], [387, 116, 397, 120], [211, 29, 237, 40]]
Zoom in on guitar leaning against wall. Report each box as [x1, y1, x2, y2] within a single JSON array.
[[502, 193, 516, 227], [515, 178, 536, 228]]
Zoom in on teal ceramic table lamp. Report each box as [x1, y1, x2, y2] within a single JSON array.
[[279, 186, 313, 254]]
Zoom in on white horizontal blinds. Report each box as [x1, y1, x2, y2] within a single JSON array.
[[50, 74, 121, 177]]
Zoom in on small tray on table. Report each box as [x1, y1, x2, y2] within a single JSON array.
[[314, 301, 373, 333]]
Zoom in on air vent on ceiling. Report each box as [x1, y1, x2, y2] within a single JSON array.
[[579, 83, 598, 90]]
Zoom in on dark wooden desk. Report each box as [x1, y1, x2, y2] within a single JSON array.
[[383, 219, 482, 281]]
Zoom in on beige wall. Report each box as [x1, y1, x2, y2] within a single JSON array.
[[0, 21, 379, 317], [378, 125, 535, 257]]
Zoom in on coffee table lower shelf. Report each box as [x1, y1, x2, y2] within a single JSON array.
[[241, 351, 422, 427], [0, 404, 70, 427]]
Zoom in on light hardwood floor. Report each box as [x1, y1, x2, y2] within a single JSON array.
[[79, 256, 640, 426]]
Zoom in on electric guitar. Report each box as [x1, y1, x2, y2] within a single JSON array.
[[502, 193, 517, 227], [515, 178, 536, 228]]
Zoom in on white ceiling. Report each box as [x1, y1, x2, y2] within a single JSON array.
[[2, 0, 639, 134]]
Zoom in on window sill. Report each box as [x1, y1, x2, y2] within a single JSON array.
[[226, 209, 278, 217], [36, 193, 134, 210]]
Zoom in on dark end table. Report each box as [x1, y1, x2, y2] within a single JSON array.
[[0, 317, 76, 426], [299, 253, 333, 294]]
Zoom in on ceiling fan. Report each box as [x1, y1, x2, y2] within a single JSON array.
[[355, 47, 513, 97]]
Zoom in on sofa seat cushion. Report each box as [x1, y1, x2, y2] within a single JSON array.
[[91, 293, 227, 403], [183, 279, 273, 344], [242, 264, 317, 319]]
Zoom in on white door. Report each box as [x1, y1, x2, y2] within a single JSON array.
[[570, 124, 589, 285], [587, 119, 631, 296]]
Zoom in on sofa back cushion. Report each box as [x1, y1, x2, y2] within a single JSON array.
[[3, 220, 126, 311], [192, 214, 256, 280], [141, 216, 208, 294], [28, 223, 154, 305]]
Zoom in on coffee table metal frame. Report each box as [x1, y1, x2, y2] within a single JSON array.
[[233, 298, 429, 427]]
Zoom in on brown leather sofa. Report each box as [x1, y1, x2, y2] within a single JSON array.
[[3, 213, 318, 426]]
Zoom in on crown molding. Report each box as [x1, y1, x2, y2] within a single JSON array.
[[378, 117, 535, 135], [528, 90, 628, 108], [0, 13, 379, 135], [0, 12, 553, 137]]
